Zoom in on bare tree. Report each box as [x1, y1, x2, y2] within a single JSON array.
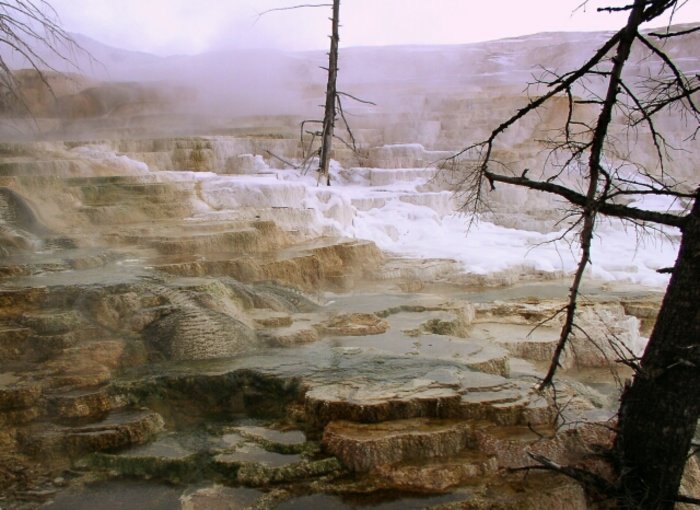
[[317, 0, 339, 185], [0, 0, 86, 113], [447, 1, 699, 508], [260, 1, 373, 184]]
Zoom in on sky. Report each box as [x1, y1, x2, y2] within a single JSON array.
[[48, 0, 700, 56]]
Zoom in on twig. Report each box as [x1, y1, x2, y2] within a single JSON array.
[[336, 94, 358, 152], [337, 91, 377, 106], [515, 452, 615, 495], [254, 3, 332, 22], [650, 25, 700, 38], [264, 150, 298, 169]]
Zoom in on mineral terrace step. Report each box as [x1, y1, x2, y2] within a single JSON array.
[[470, 322, 561, 363], [0, 373, 42, 411], [64, 175, 167, 186], [0, 326, 32, 358], [0, 251, 121, 280], [346, 167, 440, 186], [233, 425, 307, 452], [213, 442, 304, 469], [85, 431, 211, 484], [249, 309, 294, 328], [153, 238, 382, 291], [259, 321, 320, 347], [26, 407, 165, 456], [304, 381, 464, 425], [136, 229, 264, 255], [47, 386, 116, 421], [0, 160, 91, 177], [374, 449, 499, 491], [106, 220, 289, 256], [303, 369, 554, 428], [322, 418, 473, 472], [471, 422, 607, 471], [86, 427, 336, 487], [459, 387, 553, 426], [75, 181, 196, 207]]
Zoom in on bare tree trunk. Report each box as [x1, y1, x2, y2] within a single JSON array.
[[317, 0, 339, 186], [615, 194, 700, 509]]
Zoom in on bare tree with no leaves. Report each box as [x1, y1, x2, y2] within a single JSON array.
[[316, 0, 340, 186], [0, 0, 87, 112], [446, 1, 699, 508], [260, 1, 372, 185]]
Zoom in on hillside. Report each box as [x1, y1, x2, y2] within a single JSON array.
[[3, 25, 699, 145]]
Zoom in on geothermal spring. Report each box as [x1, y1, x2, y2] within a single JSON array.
[[0, 28, 698, 509]]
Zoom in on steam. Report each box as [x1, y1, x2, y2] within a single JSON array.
[[0, 23, 698, 177]]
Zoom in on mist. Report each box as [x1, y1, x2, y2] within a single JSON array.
[[1, 19, 699, 181]]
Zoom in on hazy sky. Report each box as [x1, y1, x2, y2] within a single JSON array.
[[49, 0, 700, 55]]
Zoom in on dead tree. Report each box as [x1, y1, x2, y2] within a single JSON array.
[[257, 2, 339, 183], [260, 1, 373, 184], [447, 1, 699, 508], [302, 0, 374, 184], [317, 0, 339, 185]]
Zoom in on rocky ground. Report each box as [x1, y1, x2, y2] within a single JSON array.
[[0, 138, 694, 509]]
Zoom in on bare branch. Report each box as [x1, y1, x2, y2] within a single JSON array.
[[539, 209, 594, 388], [299, 119, 322, 159], [516, 452, 615, 495], [675, 494, 700, 506], [255, 3, 332, 20], [635, 33, 700, 116], [264, 150, 299, 169], [336, 94, 358, 153], [650, 25, 700, 38], [598, 4, 634, 13], [0, 0, 95, 117], [337, 91, 377, 106], [485, 172, 688, 228]]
